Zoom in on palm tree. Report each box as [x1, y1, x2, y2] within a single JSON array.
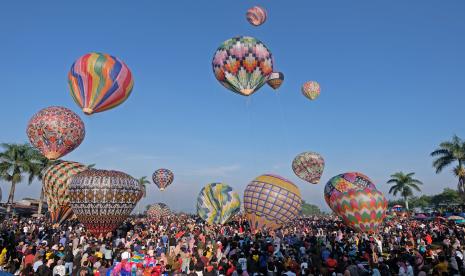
[[387, 172, 422, 210], [0, 143, 37, 215], [431, 135, 465, 196], [138, 176, 150, 198]]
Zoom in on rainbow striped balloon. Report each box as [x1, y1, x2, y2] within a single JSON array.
[[68, 52, 134, 115]]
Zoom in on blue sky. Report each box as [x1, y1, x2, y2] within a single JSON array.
[[1, 0, 464, 212]]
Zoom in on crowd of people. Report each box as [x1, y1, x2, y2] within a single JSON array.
[[0, 212, 464, 276]]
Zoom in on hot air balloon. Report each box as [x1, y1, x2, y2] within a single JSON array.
[[197, 182, 241, 225], [324, 172, 377, 211], [246, 6, 267, 26], [69, 169, 143, 236], [152, 168, 174, 191], [267, 72, 284, 90], [27, 106, 85, 160], [292, 152, 325, 184], [68, 52, 134, 115], [212, 36, 274, 96], [332, 187, 387, 233], [147, 203, 171, 222], [244, 174, 302, 231], [43, 161, 89, 223], [302, 81, 320, 100]]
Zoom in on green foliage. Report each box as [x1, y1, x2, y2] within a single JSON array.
[[431, 135, 465, 195], [388, 188, 462, 208], [301, 200, 322, 215]]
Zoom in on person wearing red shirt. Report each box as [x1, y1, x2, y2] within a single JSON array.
[[425, 234, 432, 245], [23, 250, 35, 267], [326, 254, 338, 274]]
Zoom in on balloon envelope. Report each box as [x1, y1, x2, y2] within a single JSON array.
[[152, 168, 174, 191], [43, 161, 88, 223], [68, 52, 134, 115], [302, 81, 320, 100], [69, 169, 143, 236], [325, 172, 377, 211], [244, 174, 301, 231], [267, 72, 284, 90], [197, 182, 241, 225], [332, 187, 387, 233], [147, 203, 171, 222], [292, 152, 325, 184], [246, 6, 267, 26], [27, 106, 85, 160], [212, 36, 273, 96]]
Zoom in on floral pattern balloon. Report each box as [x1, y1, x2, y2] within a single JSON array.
[[292, 152, 325, 184], [27, 106, 85, 160]]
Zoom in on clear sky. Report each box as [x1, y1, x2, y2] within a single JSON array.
[[1, 0, 464, 212]]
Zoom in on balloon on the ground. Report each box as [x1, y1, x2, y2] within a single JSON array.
[[267, 72, 284, 90], [292, 152, 325, 184], [212, 36, 273, 96], [152, 168, 174, 191], [302, 81, 320, 100], [246, 6, 267, 26], [69, 169, 143, 236], [244, 174, 301, 231], [147, 203, 171, 222], [68, 52, 134, 115], [197, 182, 241, 225], [27, 106, 85, 160], [332, 187, 387, 233], [324, 172, 377, 211], [43, 161, 89, 223]]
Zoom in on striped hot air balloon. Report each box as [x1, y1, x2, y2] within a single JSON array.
[[324, 172, 377, 211], [43, 161, 89, 223], [246, 6, 267, 26], [197, 183, 241, 225], [212, 36, 274, 96], [27, 106, 85, 160], [69, 169, 143, 236], [244, 174, 301, 231], [68, 52, 134, 115], [332, 187, 387, 233]]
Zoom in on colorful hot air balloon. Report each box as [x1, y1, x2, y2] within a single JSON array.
[[152, 168, 174, 191], [267, 72, 284, 90], [27, 106, 85, 160], [292, 152, 325, 184], [43, 161, 89, 223], [197, 183, 241, 225], [246, 6, 267, 26], [324, 172, 377, 211], [147, 203, 171, 222], [212, 36, 274, 96], [332, 187, 387, 233], [68, 52, 134, 115], [302, 81, 320, 100], [69, 169, 143, 236], [244, 174, 302, 231]]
